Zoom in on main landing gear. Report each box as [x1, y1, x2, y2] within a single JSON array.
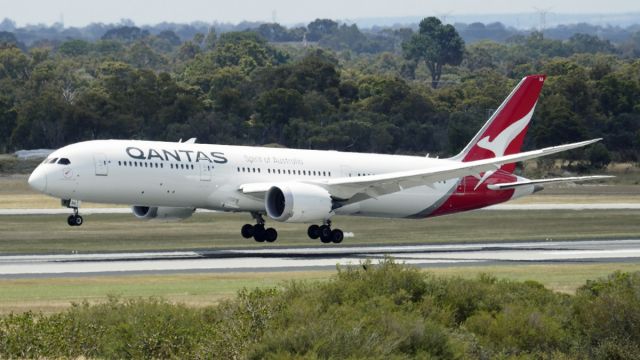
[[63, 199, 83, 227], [241, 212, 278, 243], [307, 220, 343, 244]]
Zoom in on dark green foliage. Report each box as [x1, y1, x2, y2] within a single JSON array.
[[403, 17, 465, 88], [101, 26, 150, 42], [0, 20, 638, 165], [1, 261, 640, 359], [572, 271, 640, 357]]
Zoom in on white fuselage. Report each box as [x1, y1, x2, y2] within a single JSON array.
[[28, 139, 528, 219]]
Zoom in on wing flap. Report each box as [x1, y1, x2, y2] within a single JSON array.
[[487, 175, 614, 190]]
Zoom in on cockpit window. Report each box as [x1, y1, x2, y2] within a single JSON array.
[[48, 158, 58, 164], [57, 158, 71, 165]]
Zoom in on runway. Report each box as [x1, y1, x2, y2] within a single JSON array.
[[1, 239, 639, 278]]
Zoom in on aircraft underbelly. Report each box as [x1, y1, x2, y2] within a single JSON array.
[[336, 182, 455, 218]]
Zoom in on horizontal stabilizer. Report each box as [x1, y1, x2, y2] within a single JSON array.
[[487, 175, 615, 190]]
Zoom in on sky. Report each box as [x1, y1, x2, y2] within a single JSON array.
[[2, 0, 639, 27]]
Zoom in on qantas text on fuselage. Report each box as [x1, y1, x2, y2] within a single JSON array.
[[28, 75, 611, 244]]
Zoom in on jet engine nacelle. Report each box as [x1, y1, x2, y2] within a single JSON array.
[[132, 205, 195, 221], [265, 183, 333, 223]]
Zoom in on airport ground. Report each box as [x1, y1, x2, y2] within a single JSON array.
[[1, 167, 639, 314]]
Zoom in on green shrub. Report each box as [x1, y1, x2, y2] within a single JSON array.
[[1, 261, 640, 359], [572, 271, 640, 356]]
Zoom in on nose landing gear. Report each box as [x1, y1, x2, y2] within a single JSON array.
[[63, 199, 83, 227], [308, 220, 343, 244], [241, 212, 278, 243]]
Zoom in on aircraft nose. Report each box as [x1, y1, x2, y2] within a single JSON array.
[[28, 168, 47, 192]]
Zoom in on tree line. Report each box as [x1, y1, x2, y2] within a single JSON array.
[[1, 17, 639, 167]]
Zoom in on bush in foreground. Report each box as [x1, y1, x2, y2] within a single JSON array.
[[1, 259, 639, 359]]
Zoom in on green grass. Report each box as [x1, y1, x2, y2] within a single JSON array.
[[0, 209, 639, 253], [0, 271, 331, 314], [1, 263, 639, 314]]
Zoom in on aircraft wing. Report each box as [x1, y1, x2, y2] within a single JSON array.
[[240, 138, 601, 202]]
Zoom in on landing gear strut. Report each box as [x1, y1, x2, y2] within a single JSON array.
[[63, 199, 83, 227], [308, 220, 343, 244], [241, 212, 278, 243]]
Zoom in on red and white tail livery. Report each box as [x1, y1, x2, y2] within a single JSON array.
[[28, 75, 611, 244]]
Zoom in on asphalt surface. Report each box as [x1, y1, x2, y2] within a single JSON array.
[[1, 239, 639, 278]]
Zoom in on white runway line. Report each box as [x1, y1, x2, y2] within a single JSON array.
[[1, 239, 639, 276]]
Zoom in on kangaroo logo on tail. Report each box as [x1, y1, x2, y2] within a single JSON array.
[[476, 106, 535, 158], [453, 75, 545, 178]]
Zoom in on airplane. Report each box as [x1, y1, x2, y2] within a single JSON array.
[[28, 74, 611, 244]]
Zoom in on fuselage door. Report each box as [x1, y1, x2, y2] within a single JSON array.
[[200, 163, 213, 181], [94, 154, 108, 176]]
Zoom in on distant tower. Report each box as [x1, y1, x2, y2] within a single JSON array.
[[436, 11, 453, 24], [272, 10, 277, 23], [533, 7, 552, 32], [60, 13, 64, 28]]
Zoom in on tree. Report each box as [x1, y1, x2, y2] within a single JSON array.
[[0, 31, 18, 47], [403, 17, 464, 88], [306, 19, 339, 42], [255, 88, 306, 144], [58, 39, 92, 57], [157, 30, 181, 46], [101, 26, 149, 42], [204, 29, 217, 50]]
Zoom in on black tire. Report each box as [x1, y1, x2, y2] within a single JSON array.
[[67, 215, 75, 226], [307, 224, 320, 239], [74, 215, 83, 226], [241, 224, 254, 238], [319, 225, 332, 243], [253, 224, 266, 242], [265, 228, 278, 243], [330, 229, 344, 244]]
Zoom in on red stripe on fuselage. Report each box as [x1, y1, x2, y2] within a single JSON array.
[[428, 171, 517, 217]]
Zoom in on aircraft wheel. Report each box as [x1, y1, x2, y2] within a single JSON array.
[[253, 224, 266, 242], [319, 225, 332, 243], [307, 224, 320, 239], [330, 229, 344, 244], [67, 214, 83, 226], [241, 224, 254, 238], [265, 228, 278, 243]]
